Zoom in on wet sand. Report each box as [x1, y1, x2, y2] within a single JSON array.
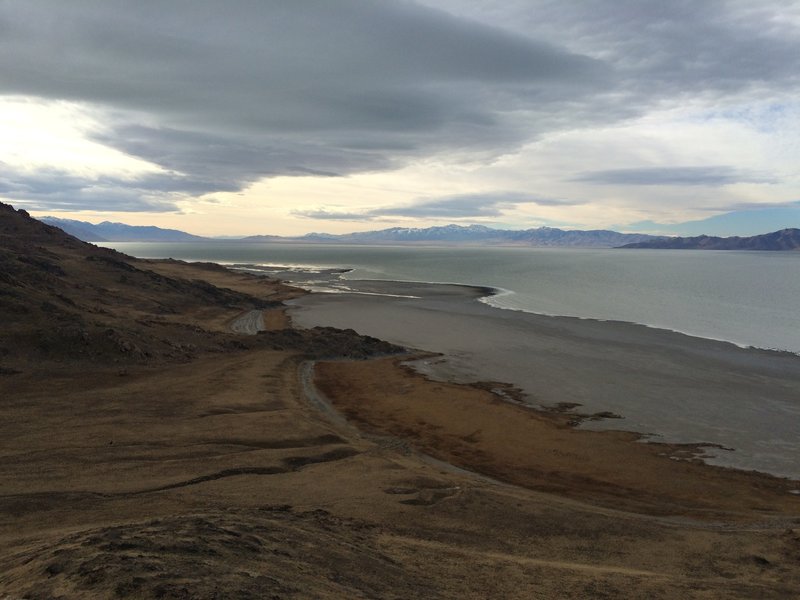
[[289, 279, 800, 479]]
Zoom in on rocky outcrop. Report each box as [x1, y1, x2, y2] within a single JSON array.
[[0, 203, 280, 367]]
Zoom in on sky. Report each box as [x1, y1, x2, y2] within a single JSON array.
[[1, 0, 800, 236]]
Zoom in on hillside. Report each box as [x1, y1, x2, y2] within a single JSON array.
[[1, 205, 266, 369], [1, 203, 395, 371], [619, 228, 800, 250], [2, 202, 800, 598]]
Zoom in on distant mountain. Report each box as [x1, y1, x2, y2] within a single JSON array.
[[39, 218, 108, 242], [37, 219, 667, 247], [619, 228, 800, 251], [245, 224, 663, 248], [501, 227, 661, 248], [339, 224, 500, 243], [41, 217, 206, 242], [240, 234, 292, 243]]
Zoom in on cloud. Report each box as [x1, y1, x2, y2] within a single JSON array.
[[376, 192, 576, 218], [285, 167, 343, 178], [0, 0, 609, 211], [427, 1, 800, 98], [572, 166, 776, 186], [293, 192, 576, 221], [4, 186, 178, 213], [0, 1, 798, 220], [0, 163, 180, 212], [291, 209, 371, 221]]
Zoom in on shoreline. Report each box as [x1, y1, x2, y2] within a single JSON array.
[[287, 277, 800, 480], [311, 354, 800, 519], [6, 206, 800, 597], [336, 275, 800, 356], [291, 303, 799, 492], [233, 259, 797, 355], [141, 257, 800, 482], [99, 239, 800, 355]]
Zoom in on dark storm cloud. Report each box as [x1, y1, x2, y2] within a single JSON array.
[[572, 166, 775, 186], [0, 1, 798, 213], [285, 168, 342, 178], [0, 0, 609, 211], [89, 125, 392, 195], [618, 1, 800, 95], [2, 185, 177, 213], [432, 0, 800, 97], [0, 163, 179, 212], [293, 192, 575, 220]]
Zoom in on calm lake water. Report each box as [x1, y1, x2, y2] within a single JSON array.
[[104, 242, 800, 354]]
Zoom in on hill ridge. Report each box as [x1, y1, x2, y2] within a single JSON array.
[[619, 228, 800, 250]]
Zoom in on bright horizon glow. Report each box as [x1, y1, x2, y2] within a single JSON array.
[[0, 98, 162, 178]]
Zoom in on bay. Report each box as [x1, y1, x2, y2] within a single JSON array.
[[104, 242, 800, 354]]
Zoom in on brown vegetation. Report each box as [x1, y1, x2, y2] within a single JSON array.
[[1, 203, 799, 598]]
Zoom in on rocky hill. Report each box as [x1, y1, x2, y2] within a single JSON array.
[[1, 203, 397, 371], [619, 228, 800, 250], [2, 203, 799, 599], [0, 204, 271, 369]]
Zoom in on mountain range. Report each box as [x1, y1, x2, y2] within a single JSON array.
[[619, 228, 800, 251], [39, 216, 800, 250], [246, 224, 662, 247], [43, 218, 662, 248], [40, 217, 206, 242]]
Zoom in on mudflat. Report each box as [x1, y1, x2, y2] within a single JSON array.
[[289, 279, 800, 478], [315, 356, 799, 518]]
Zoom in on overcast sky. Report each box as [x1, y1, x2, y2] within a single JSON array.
[[2, 0, 799, 235]]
